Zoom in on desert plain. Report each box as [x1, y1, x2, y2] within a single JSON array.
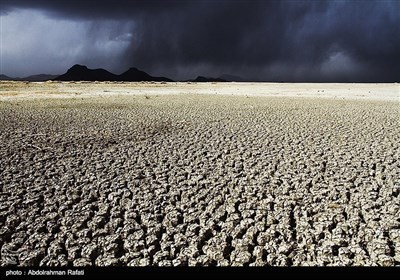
[[0, 81, 399, 266]]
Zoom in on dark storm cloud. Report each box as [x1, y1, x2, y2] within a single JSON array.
[[0, 0, 187, 18], [1, 0, 399, 81]]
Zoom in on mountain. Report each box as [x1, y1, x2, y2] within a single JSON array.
[[1, 74, 58, 81], [4, 66, 244, 83], [191, 76, 227, 82], [20, 74, 59, 81], [0, 74, 13, 80], [55, 65, 174, 82], [119, 67, 172, 82], [56, 65, 118, 81]]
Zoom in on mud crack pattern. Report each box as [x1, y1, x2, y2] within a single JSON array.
[[0, 95, 399, 266]]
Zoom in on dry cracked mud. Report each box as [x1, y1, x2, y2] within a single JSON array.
[[0, 90, 399, 266]]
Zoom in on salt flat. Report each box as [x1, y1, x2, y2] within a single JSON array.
[[0, 82, 399, 266], [0, 81, 399, 101]]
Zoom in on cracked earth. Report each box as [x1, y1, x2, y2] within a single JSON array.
[[0, 83, 399, 266]]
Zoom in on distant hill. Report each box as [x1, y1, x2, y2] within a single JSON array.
[[2, 67, 247, 83], [56, 65, 118, 81], [191, 76, 227, 82], [20, 74, 59, 81], [0, 74, 13, 80], [119, 67, 172, 82], [55, 65, 173, 82], [1, 74, 58, 81]]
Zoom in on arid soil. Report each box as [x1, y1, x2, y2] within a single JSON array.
[[0, 82, 399, 266]]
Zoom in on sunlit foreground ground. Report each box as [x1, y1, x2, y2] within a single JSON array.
[[0, 82, 399, 266]]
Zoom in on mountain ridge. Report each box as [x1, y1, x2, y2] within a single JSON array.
[[119, 67, 173, 82], [191, 76, 227, 83], [55, 64, 173, 82], [1, 65, 237, 82], [0, 74, 58, 82], [56, 65, 118, 81]]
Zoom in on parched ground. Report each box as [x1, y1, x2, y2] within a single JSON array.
[[0, 84, 399, 266]]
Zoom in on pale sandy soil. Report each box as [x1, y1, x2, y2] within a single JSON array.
[[0, 82, 399, 266], [0, 81, 399, 101]]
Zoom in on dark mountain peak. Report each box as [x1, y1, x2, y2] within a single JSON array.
[[120, 67, 152, 81], [56, 65, 117, 81], [122, 67, 148, 76], [69, 64, 88, 71], [64, 64, 90, 75], [120, 67, 173, 82]]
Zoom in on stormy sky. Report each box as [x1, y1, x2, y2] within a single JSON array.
[[1, 0, 399, 82]]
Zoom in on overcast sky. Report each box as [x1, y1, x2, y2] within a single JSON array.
[[1, 0, 399, 81]]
